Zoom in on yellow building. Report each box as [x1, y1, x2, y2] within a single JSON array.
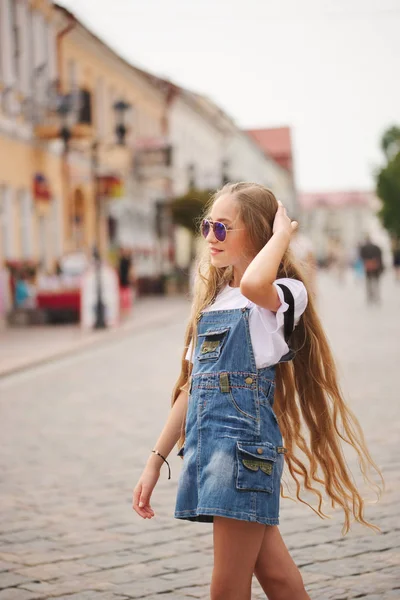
[[0, 0, 62, 270], [0, 0, 169, 279]]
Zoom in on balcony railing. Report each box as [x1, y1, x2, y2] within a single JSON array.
[[34, 88, 93, 141]]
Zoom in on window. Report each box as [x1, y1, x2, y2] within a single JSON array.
[[0, 2, 4, 83], [16, 0, 30, 96], [10, 0, 20, 84], [187, 163, 196, 188], [0, 0, 13, 86], [30, 11, 49, 117], [25, 6, 34, 94], [108, 86, 116, 137], [95, 77, 106, 138], [51, 195, 63, 257], [46, 22, 57, 83], [38, 215, 50, 269], [67, 59, 78, 92], [0, 186, 13, 260], [17, 190, 33, 259], [78, 89, 92, 124]]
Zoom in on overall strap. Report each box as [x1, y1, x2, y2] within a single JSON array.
[[276, 283, 295, 344]]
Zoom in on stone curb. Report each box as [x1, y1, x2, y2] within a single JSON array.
[[0, 297, 190, 380]]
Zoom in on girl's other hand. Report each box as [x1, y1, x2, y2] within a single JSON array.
[[132, 466, 160, 519], [273, 201, 298, 238]]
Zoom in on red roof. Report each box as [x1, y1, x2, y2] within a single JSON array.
[[246, 127, 293, 172], [299, 191, 373, 210]]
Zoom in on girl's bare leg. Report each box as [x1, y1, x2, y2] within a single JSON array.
[[254, 525, 310, 600], [211, 516, 266, 600]]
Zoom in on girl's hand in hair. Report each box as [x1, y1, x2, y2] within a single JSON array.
[[273, 201, 298, 238], [132, 466, 160, 519]]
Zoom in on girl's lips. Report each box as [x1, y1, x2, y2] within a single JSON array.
[[210, 248, 223, 255]]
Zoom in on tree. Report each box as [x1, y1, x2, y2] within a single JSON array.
[[381, 126, 400, 161], [169, 188, 213, 265], [376, 126, 400, 240], [169, 188, 213, 234]]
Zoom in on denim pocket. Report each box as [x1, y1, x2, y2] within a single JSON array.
[[229, 387, 259, 421], [197, 327, 230, 362], [235, 441, 277, 493]]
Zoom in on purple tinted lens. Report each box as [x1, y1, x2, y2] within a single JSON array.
[[201, 219, 210, 238], [214, 221, 226, 242]]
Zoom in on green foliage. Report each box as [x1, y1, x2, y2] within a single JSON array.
[[376, 152, 400, 239], [169, 188, 213, 234], [381, 126, 400, 160], [376, 126, 400, 240]]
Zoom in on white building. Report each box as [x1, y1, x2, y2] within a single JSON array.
[[166, 88, 297, 269], [226, 129, 296, 213], [299, 191, 392, 266], [169, 89, 230, 195], [166, 88, 231, 269]]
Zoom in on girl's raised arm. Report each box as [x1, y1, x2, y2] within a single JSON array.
[[240, 202, 298, 311]]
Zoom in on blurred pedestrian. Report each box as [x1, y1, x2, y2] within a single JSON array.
[[15, 271, 35, 309], [132, 183, 382, 599], [327, 237, 348, 284], [351, 243, 365, 282], [118, 247, 137, 310], [289, 229, 317, 298], [118, 247, 132, 289], [359, 235, 384, 305]]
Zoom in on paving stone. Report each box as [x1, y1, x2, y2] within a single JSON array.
[[0, 590, 43, 600], [1, 273, 399, 598], [0, 571, 34, 590]]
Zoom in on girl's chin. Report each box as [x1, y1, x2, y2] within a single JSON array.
[[210, 254, 229, 267]]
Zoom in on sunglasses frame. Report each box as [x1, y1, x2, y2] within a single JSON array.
[[201, 218, 244, 243]]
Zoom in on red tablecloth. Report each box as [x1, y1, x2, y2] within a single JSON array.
[[36, 290, 81, 312], [37, 287, 131, 317]]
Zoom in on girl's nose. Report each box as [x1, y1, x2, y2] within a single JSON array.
[[206, 225, 217, 242]]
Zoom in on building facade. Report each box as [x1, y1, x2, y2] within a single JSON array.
[[167, 89, 296, 269], [0, 0, 61, 271], [246, 127, 297, 216], [0, 1, 301, 303], [54, 5, 173, 284], [299, 191, 392, 266], [0, 1, 174, 295]]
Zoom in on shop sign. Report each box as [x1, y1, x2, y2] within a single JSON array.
[[133, 137, 172, 180], [33, 173, 52, 202], [97, 175, 124, 198]]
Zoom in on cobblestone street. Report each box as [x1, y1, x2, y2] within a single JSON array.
[[1, 271, 399, 600]]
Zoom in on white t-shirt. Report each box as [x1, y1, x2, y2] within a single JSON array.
[[185, 278, 308, 368]]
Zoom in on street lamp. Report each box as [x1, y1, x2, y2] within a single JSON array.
[[56, 92, 131, 329], [92, 99, 131, 329], [57, 93, 74, 248], [221, 159, 230, 186], [113, 100, 131, 145], [57, 95, 73, 150]]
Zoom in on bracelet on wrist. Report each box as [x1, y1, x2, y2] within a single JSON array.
[[151, 450, 171, 480]]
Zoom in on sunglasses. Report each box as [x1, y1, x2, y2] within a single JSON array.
[[201, 218, 244, 243]]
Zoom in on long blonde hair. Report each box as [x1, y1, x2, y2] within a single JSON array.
[[172, 182, 383, 534]]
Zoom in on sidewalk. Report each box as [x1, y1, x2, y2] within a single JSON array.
[[0, 294, 191, 378]]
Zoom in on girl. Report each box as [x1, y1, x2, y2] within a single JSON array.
[[132, 183, 382, 600]]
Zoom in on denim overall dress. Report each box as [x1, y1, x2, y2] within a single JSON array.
[[174, 293, 294, 526]]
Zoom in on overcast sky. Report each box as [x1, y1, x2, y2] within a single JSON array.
[[57, 0, 400, 192]]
